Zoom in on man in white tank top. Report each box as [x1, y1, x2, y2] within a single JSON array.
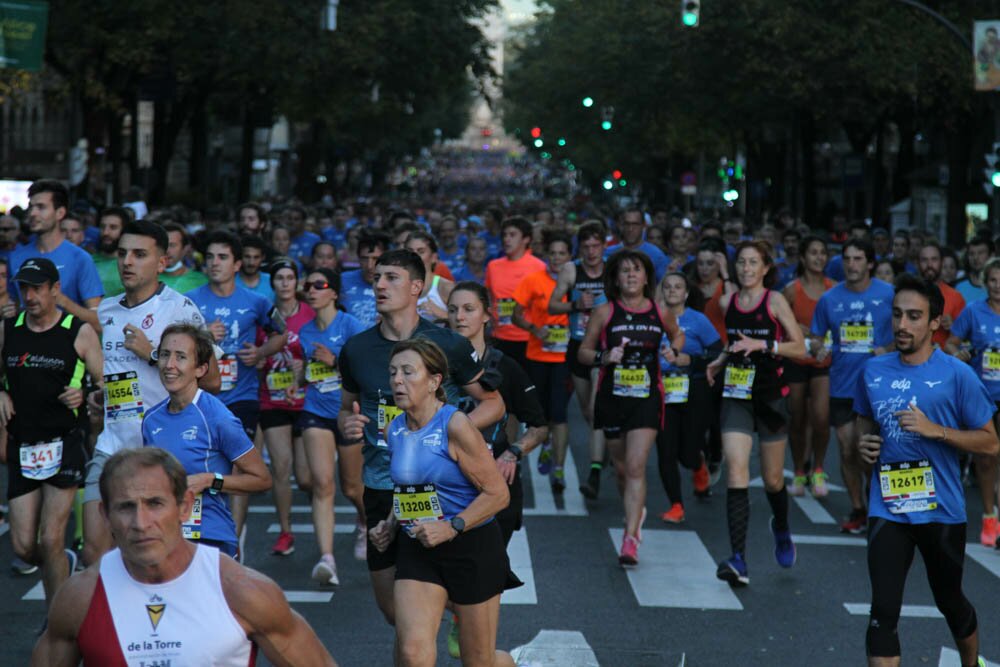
[[32, 447, 337, 667]]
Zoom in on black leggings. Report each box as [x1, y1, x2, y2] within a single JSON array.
[[866, 517, 977, 658], [656, 376, 711, 506]]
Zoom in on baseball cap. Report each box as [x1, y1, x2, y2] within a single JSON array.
[[15, 257, 59, 285]]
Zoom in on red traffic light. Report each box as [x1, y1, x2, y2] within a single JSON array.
[[612, 170, 622, 180], [530, 127, 542, 139]]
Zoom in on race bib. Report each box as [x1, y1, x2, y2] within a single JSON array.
[[662, 373, 690, 404], [497, 299, 516, 326], [182, 492, 203, 539], [542, 326, 569, 353], [879, 459, 937, 514], [983, 347, 1000, 382], [839, 321, 874, 354], [219, 355, 238, 392], [722, 364, 755, 400], [266, 369, 302, 402], [377, 399, 404, 448], [306, 361, 341, 394], [393, 483, 444, 529], [19, 438, 63, 480], [104, 371, 143, 424], [613, 366, 650, 398]]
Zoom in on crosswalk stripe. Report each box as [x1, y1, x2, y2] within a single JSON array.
[[22, 581, 43, 601], [844, 602, 942, 618], [510, 630, 600, 667], [750, 469, 845, 492], [284, 590, 334, 603], [792, 534, 865, 547], [502, 528, 536, 605], [524, 446, 588, 516], [266, 523, 356, 534], [965, 543, 1000, 578], [939, 647, 1000, 667], [609, 528, 743, 610], [791, 495, 836, 524]]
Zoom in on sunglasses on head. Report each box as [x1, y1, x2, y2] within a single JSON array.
[[304, 280, 332, 291]]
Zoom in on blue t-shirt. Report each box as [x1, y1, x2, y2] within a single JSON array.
[[950, 299, 1000, 400], [607, 241, 670, 283], [235, 272, 275, 303], [298, 310, 367, 418], [955, 279, 987, 305], [438, 246, 467, 274], [388, 404, 485, 526], [186, 284, 280, 404], [451, 265, 479, 283], [660, 308, 721, 378], [339, 269, 377, 328], [775, 262, 799, 290], [825, 254, 845, 282], [141, 390, 254, 545], [853, 350, 995, 524], [8, 239, 103, 305], [321, 226, 346, 248], [811, 279, 895, 399], [478, 231, 502, 260], [289, 231, 321, 264]]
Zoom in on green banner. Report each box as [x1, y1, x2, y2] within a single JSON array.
[[0, 1, 47, 72]]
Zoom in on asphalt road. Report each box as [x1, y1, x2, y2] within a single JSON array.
[[3, 401, 1000, 666]]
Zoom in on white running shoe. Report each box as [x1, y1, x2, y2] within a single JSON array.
[[311, 556, 339, 586]]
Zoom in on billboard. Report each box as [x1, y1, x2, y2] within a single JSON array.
[[0, 179, 30, 212], [976, 20, 1000, 92], [0, 1, 48, 72]]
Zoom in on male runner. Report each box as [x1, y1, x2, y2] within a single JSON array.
[[236, 234, 275, 301], [811, 239, 894, 533], [338, 248, 504, 626], [0, 258, 103, 604], [160, 222, 209, 293], [82, 220, 219, 566], [32, 447, 337, 666], [606, 207, 669, 282], [917, 240, 965, 348], [856, 274, 995, 667], [91, 207, 129, 297], [339, 230, 389, 328]]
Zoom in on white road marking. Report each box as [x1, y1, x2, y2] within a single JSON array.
[[965, 543, 1000, 579], [22, 581, 43, 600], [510, 630, 600, 667], [791, 495, 837, 524], [267, 523, 356, 534], [524, 447, 588, 516], [750, 468, 844, 492], [249, 505, 357, 514], [502, 528, 536, 605], [609, 528, 743, 610], [792, 534, 865, 547], [283, 590, 334, 603], [939, 647, 999, 667], [0, 523, 8, 537], [843, 602, 941, 618]]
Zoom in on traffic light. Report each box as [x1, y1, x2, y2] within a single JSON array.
[[681, 0, 699, 27], [982, 143, 1000, 194], [557, 138, 567, 146], [602, 179, 614, 190], [601, 106, 614, 131], [582, 97, 594, 108], [530, 126, 542, 139], [601, 121, 612, 131], [612, 170, 622, 180], [533, 138, 544, 148]]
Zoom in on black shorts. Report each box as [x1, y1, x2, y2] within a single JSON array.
[[830, 397, 856, 428], [365, 487, 398, 571], [297, 410, 351, 445], [259, 409, 303, 437], [567, 339, 594, 380], [720, 396, 789, 440], [227, 400, 260, 440], [7, 428, 87, 500], [783, 361, 830, 384], [525, 358, 571, 424], [495, 465, 523, 546], [395, 519, 521, 605], [593, 372, 663, 439], [492, 338, 528, 371]]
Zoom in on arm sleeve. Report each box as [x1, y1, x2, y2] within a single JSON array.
[[501, 357, 546, 428]]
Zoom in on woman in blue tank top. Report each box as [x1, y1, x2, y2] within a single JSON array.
[[369, 338, 518, 667]]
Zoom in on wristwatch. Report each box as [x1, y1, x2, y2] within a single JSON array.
[[209, 472, 224, 495], [507, 444, 523, 461], [450, 516, 466, 535], [147, 349, 159, 367]]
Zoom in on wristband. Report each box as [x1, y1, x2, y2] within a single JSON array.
[[671, 347, 680, 358], [507, 444, 523, 461], [593, 350, 603, 366], [772, 340, 779, 356]]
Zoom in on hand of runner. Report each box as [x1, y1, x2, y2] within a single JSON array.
[[534, 325, 550, 341], [368, 518, 396, 553], [411, 519, 457, 548], [342, 401, 369, 442], [661, 344, 677, 364], [122, 323, 153, 359], [0, 302, 16, 318], [496, 455, 517, 484], [0, 390, 14, 426], [312, 342, 336, 367], [893, 402, 935, 439], [954, 347, 972, 362], [58, 385, 84, 410], [237, 342, 261, 366], [607, 337, 628, 364], [858, 433, 883, 464], [208, 319, 227, 342], [187, 472, 214, 495], [87, 387, 104, 412], [579, 290, 595, 310], [729, 332, 763, 356], [705, 357, 724, 386]]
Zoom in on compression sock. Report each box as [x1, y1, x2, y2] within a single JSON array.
[[726, 488, 750, 556], [766, 486, 790, 532]]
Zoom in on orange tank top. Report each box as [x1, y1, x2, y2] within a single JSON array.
[[703, 280, 727, 344], [791, 277, 833, 368]]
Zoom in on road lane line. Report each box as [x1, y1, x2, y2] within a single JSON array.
[[502, 528, 536, 605], [284, 590, 334, 603], [939, 647, 999, 666], [844, 602, 942, 618], [250, 505, 357, 514], [21, 581, 43, 601], [267, 523, 355, 534], [792, 534, 865, 547], [608, 528, 743, 610], [524, 446, 588, 516], [791, 495, 836, 524], [965, 543, 1000, 579], [510, 630, 600, 667]]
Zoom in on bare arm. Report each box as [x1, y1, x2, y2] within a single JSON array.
[[57, 295, 102, 335], [548, 261, 577, 315], [893, 403, 999, 457], [448, 411, 511, 527], [944, 333, 970, 361], [337, 389, 369, 444], [223, 559, 337, 667], [511, 303, 542, 339], [578, 302, 610, 365], [189, 446, 272, 495], [769, 291, 807, 360], [659, 307, 686, 354], [31, 568, 97, 667]]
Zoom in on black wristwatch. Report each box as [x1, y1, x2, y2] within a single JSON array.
[[147, 349, 159, 367], [209, 472, 224, 495], [450, 516, 466, 535], [507, 444, 523, 461]]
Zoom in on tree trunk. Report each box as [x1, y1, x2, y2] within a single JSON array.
[[188, 95, 207, 206], [238, 108, 255, 204]]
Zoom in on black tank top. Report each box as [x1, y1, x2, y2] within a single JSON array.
[[600, 299, 665, 396], [573, 259, 605, 295], [724, 290, 785, 400], [3, 312, 85, 442]]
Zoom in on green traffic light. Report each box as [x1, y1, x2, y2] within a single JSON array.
[[682, 13, 698, 26], [992, 172, 1000, 188], [602, 180, 614, 190], [582, 97, 594, 107], [619, 179, 627, 187], [601, 120, 612, 131], [533, 138, 544, 148], [558, 138, 567, 146]]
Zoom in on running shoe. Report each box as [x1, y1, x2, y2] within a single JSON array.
[[354, 524, 368, 561], [618, 535, 639, 568], [550, 468, 566, 494], [692, 462, 711, 497], [271, 531, 296, 556], [11, 557, 38, 575], [770, 517, 796, 568], [536, 444, 553, 476], [980, 515, 999, 548], [311, 556, 339, 586], [447, 614, 461, 658], [840, 508, 867, 535], [660, 503, 685, 524], [716, 553, 749, 587], [579, 467, 601, 499], [810, 470, 829, 498], [65, 548, 78, 575], [789, 473, 807, 497]]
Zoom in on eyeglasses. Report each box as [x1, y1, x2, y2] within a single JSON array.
[[304, 280, 332, 291]]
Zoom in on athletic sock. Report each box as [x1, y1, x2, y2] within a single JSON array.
[[553, 466, 564, 478], [590, 461, 603, 471], [726, 488, 750, 556], [766, 486, 790, 532]]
